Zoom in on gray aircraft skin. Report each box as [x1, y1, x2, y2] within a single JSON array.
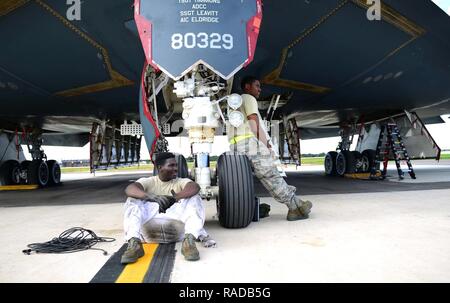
[[0, 0, 449, 146]]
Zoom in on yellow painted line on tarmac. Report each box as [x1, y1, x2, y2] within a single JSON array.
[[0, 185, 39, 191], [344, 173, 371, 179], [115, 243, 159, 283], [344, 172, 382, 179]]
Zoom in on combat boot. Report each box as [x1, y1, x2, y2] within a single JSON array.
[[121, 237, 145, 264], [181, 233, 200, 261], [287, 200, 313, 221]]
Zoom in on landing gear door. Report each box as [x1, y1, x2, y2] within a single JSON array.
[[134, 0, 262, 80]]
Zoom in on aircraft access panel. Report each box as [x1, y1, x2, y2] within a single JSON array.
[[134, 0, 262, 80]]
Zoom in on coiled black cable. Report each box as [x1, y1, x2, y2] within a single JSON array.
[[22, 227, 116, 255]]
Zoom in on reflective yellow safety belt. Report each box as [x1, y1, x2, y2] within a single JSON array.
[[229, 134, 254, 144]]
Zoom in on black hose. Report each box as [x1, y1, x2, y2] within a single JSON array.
[[22, 227, 116, 256]]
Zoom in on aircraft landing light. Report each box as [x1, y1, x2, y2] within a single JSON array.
[[90, 243, 176, 283], [0, 185, 39, 191]]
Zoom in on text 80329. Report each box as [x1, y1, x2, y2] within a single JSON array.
[[171, 32, 233, 50]]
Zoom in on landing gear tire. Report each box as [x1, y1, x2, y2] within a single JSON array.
[[153, 153, 189, 178], [351, 151, 362, 172], [28, 160, 49, 187], [216, 152, 255, 229], [210, 167, 217, 186], [20, 160, 31, 184], [175, 154, 189, 179], [336, 150, 356, 176], [0, 160, 21, 185], [324, 151, 338, 176], [362, 149, 378, 172], [47, 160, 61, 185]]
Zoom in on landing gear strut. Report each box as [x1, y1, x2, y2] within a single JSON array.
[[324, 124, 380, 177], [158, 64, 256, 228], [21, 131, 61, 187], [0, 131, 61, 187]]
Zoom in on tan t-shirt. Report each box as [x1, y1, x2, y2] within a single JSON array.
[[228, 93, 262, 140], [136, 176, 192, 196]]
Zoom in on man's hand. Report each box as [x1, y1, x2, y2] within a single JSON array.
[[171, 190, 179, 201], [144, 193, 159, 202], [145, 194, 177, 213]]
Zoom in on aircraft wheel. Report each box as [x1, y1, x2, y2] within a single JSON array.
[[216, 152, 255, 228], [362, 149, 379, 172], [351, 151, 362, 172], [153, 153, 188, 178], [20, 160, 31, 184], [361, 155, 370, 173], [47, 160, 61, 185], [324, 151, 338, 176], [0, 160, 21, 185], [28, 160, 49, 187], [336, 150, 356, 176], [210, 167, 217, 186]]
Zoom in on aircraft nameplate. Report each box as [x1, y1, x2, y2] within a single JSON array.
[[134, 0, 262, 80]]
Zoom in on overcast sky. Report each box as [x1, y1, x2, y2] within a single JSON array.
[[432, 0, 450, 14], [36, 1, 450, 161]]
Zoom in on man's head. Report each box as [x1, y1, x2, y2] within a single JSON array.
[[241, 76, 261, 99], [155, 152, 177, 181]]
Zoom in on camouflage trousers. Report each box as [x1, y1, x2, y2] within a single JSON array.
[[232, 137, 299, 209]]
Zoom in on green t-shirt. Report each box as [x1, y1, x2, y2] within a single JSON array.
[[136, 176, 192, 196]]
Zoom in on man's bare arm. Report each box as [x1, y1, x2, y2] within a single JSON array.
[[247, 114, 271, 148], [174, 182, 201, 201], [125, 182, 149, 200]]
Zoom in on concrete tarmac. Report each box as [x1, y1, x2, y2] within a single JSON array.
[[1, 160, 450, 282]]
